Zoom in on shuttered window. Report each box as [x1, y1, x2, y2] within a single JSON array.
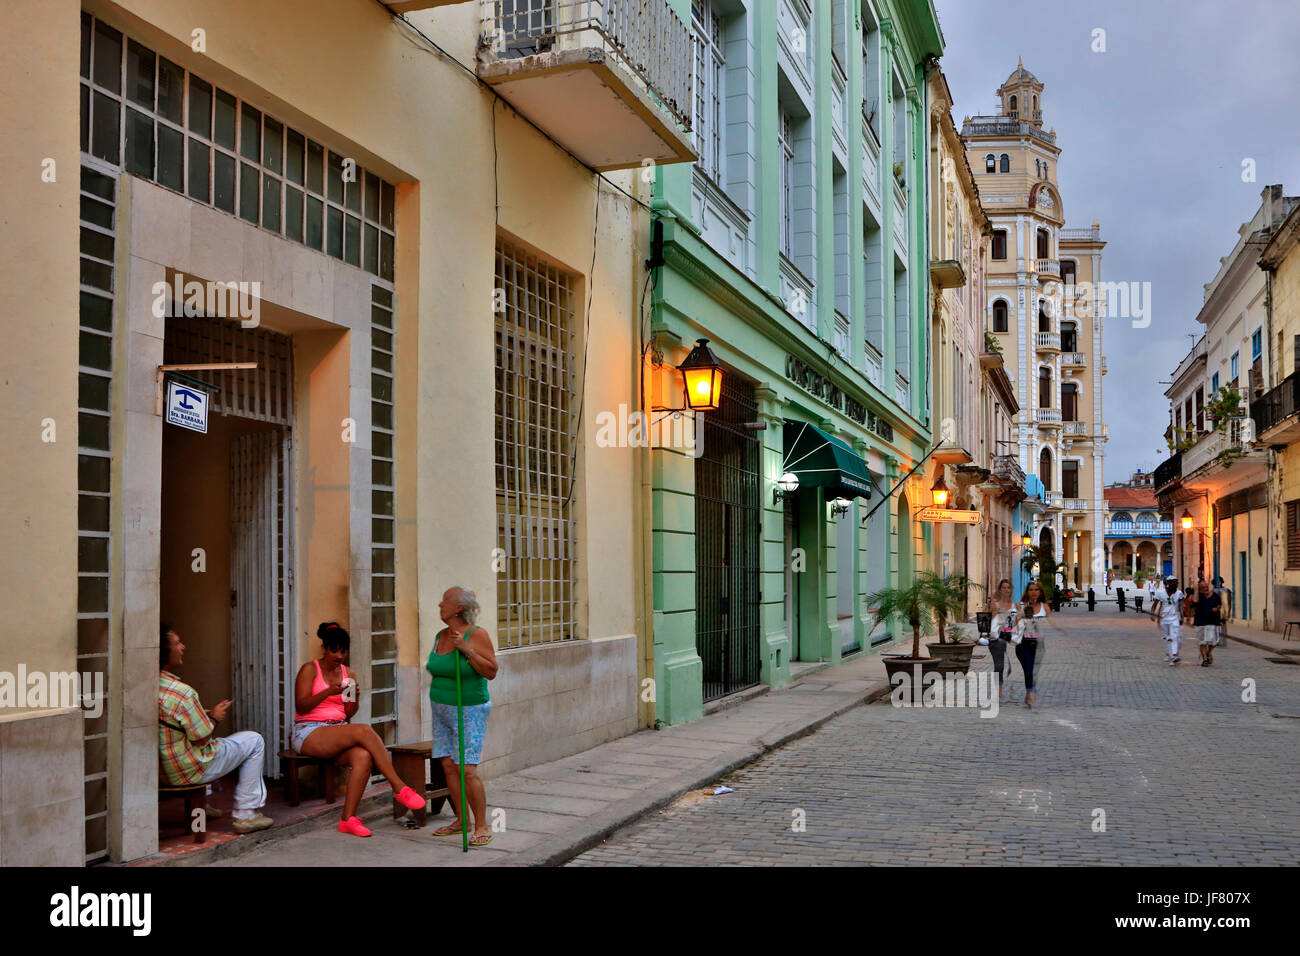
[[1288, 501, 1300, 570]]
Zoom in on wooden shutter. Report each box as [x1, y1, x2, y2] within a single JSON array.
[[1288, 501, 1300, 570]]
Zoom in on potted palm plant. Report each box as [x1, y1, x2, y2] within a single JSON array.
[[1020, 543, 1058, 605], [922, 573, 983, 673], [867, 572, 955, 684]]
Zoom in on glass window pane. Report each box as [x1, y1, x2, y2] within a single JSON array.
[[78, 452, 111, 491], [372, 459, 394, 487], [306, 140, 324, 193], [240, 104, 261, 161], [364, 173, 380, 222], [80, 227, 114, 262], [364, 224, 379, 275], [158, 124, 184, 192], [305, 196, 324, 249], [286, 130, 305, 185], [372, 605, 396, 632], [371, 304, 392, 329], [263, 117, 282, 174], [158, 57, 184, 124], [81, 13, 92, 78], [326, 205, 343, 259], [126, 40, 154, 108], [80, 84, 90, 152], [79, 332, 112, 371], [80, 257, 113, 292], [214, 89, 237, 149], [381, 181, 395, 230], [80, 196, 113, 230], [327, 151, 344, 203], [371, 349, 392, 373], [373, 431, 392, 459], [262, 176, 281, 233], [380, 232, 395, 281], [372, 286, 393, 308], [372, 517, 393, 545], [82, 166, 114, 199], [79, 411, 111, 451], [125, 108, 153, 178], [239, 163, 259, 223], [188, 139, 210, 203], [285, 186, 303, 242], [188, 76, 212, 137], [372, 400, 392, 430], [345, 214, 361, 266], [345, 172, 362, 213], [80, 292, 113, 333], [372, 372, 392, 402], [372, 490, 394, 516], [91, 91, 120, 164], [79, 536, 110, 573], [92, 21, 122, 94], [214, 151, 236, 212], [78, 576, 109, 614], [79, 372, 111, 411]]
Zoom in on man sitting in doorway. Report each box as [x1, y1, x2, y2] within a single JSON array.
[[159, 622, 274, 834]]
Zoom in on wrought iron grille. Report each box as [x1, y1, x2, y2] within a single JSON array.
[[694, 376, 761, 702]]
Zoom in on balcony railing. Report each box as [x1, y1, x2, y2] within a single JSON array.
[[1182, 418, 1258, 476], [992, 454, 1026, 491], [1062, 352, 1086, 367], [1107, 520, 1172, 537], [1252, 370, 1300, 438], [962, 116, 1057, 147], [1036, 258, 1060, 277], [478, 0, 694, 169], [895, 372, 910, 410], [1061, 226, 1102, 241], [1035, 332, 1060, 352], [1061, 497, 1087, 512], [1034, 407, 1062, 426], [1043, 491, 1062, 509], [1063, 420, 1088, 436], [1153, 451, 1181, 491]]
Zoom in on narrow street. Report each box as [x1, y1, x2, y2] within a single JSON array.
[[569, 610, 1300, 866]]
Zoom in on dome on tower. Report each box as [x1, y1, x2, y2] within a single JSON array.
[[1004, 58, 1039, 87]]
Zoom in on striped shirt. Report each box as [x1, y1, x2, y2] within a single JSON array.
[[158, 671, 217, 785]]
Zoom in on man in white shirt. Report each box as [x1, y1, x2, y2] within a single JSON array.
[[1150, 577, 1185, 665]]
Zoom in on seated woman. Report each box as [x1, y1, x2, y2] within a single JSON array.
[[293, 622, 425, 836]]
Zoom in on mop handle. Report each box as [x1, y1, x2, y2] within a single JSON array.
[[455, 643, 467, 853]]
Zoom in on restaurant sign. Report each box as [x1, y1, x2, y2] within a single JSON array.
[[785, 355, 893, 442]]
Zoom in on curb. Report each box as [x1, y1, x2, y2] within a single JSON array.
[[497, 677, 894, 867], [1224, 634, 1300, 657]]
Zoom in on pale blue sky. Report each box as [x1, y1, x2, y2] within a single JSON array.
[[934, 0, 1300, 480]]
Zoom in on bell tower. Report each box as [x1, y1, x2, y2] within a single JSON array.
[[997, 57, 1044, 127]]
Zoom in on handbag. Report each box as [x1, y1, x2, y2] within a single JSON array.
[[1010, 619, 1026, 644]]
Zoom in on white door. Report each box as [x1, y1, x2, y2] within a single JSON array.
[[230, 430, 294, 777]]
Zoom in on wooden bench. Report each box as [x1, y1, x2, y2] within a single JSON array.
[[159, 783, 208, 844], [278, 750, 338, 807], [386, 741, 450, 827]]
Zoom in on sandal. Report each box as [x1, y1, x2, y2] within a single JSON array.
[[432, 822, 464, 836], [469, 833, 494, 848]]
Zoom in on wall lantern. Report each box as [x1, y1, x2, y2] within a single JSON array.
[[830, 497, 851, 518], [679, 338, 724, 412], [1021, 531, 1033, 547], [773, 471, 799, 505], [1180, 509, 1193, 531], [931, 474, 950, 507]]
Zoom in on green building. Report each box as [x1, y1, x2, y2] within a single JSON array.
[[649, 0, 945, 723]]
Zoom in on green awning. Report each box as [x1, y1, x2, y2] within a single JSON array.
[[782, 420, 874, 501]]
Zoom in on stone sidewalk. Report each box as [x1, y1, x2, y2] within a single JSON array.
[[209, 635, 907, 868]]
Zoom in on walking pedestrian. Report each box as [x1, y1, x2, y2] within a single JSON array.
[[1150, 577, 1186, 665], [1116, 586, 1126, 613], [985, 579, 1017, 701], [1186, 580, 1223, 666], [1087, 586, 1096, 611], [1214, 577, 1233, 638], [1016, 581, 1064, 710]]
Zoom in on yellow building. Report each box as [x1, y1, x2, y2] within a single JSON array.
[[0, 0, 692, 864], [962, 61, 1108, 589], [1256, 199, 1300, 627]]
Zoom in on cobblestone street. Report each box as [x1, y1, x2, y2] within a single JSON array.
[[569, 611, 1300, 865]]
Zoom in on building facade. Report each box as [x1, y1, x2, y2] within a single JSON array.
[[1104, 470, 1172, 583], [962, 61, 1107, 591], [648, 0, 943, 722], [0, 0, 696, 865], [1155, 185, 1298, 628]]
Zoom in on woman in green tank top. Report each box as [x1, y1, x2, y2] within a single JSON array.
[[425, 586, 498, 846]]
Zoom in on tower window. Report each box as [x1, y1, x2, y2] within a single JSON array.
[[985, 153, 995, 173], [993, 299, 1008, 333], [992, 229, 1007, 260], [999, 153, 1010, 173], [1009, 94, 1017, 116]]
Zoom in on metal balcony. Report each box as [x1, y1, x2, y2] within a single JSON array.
[[477, 0, 695, 171], [1035, 332, 1060, 353], [1253, 370, 1300, 443], [1153, 451, 1181, 492]]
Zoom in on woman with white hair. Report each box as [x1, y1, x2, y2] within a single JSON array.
[[426, 586, 499, 846]]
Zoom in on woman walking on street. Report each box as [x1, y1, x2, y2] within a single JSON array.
[[1017, 581, 1062, 710], [986, 579, 1017, 701]]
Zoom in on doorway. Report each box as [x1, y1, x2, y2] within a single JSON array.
[[159, 315, 295, 776]]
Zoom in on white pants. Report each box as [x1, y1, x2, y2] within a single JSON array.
[[200, 730, 267, 819], [1160, 620, 1181, 658]]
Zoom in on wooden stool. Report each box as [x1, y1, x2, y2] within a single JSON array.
[[1283, 621, 1300, 642], [386, 741, 450, 827], [278, 750, 338, 807], [159, 783, 208, 844]]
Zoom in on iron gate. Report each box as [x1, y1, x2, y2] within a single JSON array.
[[695, 377, 761, 702]]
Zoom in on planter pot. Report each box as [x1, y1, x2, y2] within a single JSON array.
[[926, 642, 975, 673], [882, 656, 944, 684]]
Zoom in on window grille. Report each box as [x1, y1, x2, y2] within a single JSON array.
[[80, 12, 395, 280], [494, 240, 578, 648], [371, 284, 397, 741]]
